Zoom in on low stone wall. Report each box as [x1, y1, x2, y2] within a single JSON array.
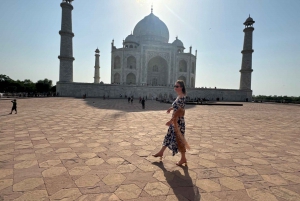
[[56, 82, 252, 102]]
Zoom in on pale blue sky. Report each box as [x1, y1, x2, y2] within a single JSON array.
[[0, 0, 299, 96]]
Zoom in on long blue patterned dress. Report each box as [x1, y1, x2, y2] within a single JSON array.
[[163, 96, 186, 156]]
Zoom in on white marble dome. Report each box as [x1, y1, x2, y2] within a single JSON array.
[[172, 37, 184, 48], [133, 12, 169, 43], [125, 34, 139, 44]]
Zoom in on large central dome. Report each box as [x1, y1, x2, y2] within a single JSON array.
[[133, 12, 169, 43]]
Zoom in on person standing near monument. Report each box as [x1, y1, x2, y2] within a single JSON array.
[[141, 98, 145, 109], [10, 99, 17, 114], [152, 80, 190, 166]]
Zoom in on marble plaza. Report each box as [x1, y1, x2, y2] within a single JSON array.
[[0, 98, 300, 200]]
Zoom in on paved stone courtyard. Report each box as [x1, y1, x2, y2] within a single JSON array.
[[0, 98, 300, 201]]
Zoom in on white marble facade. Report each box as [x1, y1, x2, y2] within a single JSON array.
[[57, 2, 254, 101], [110, 11, 196, 88], [57, 82, 252, 101]]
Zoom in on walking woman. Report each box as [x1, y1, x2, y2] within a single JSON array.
[[152, 80, 190, 166]]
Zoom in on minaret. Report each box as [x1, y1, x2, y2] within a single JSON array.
[[58, 0, 74, 82], [239, 15, 255, 90], [94, 48, 100, 83]]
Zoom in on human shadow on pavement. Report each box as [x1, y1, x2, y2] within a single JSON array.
[[152, 161, 201, 201]]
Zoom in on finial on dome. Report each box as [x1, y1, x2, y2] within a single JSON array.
[[176, 36, 178, 40], [151, 4, 153, 13]]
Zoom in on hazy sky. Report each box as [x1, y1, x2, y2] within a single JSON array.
[[0, 0, 299, 96]]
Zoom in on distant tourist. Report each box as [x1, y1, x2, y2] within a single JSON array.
[[141, 98, 145, 109], [10, 99, 17, 114]]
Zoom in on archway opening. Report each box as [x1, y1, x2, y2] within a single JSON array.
[[127, 56, 136, 69], [126, 73, 136, 85], [179, 60, 187, 72], [147, 56, 168, 86], [114, 56, 121, 69], [114, 73, 120, 84]]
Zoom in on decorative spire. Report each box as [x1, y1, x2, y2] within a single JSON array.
[[151, 4, 153, 13], [62, 0, 73, 4]]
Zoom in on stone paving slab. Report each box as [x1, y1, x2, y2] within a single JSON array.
[[0, 98, 299, 201]]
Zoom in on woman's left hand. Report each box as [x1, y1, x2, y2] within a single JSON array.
[[165, 120, 172, 126]]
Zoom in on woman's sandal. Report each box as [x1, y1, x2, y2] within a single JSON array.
[[152, 154, 163, 161], [176, 160, 187, 166]]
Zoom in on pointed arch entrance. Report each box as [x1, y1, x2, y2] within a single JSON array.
[[147, 56, 168, 86]]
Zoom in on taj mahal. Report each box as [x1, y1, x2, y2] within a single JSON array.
[[56, 0, 255, 101]]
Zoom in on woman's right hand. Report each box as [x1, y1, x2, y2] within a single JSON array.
[[166, 108, 172, 114]]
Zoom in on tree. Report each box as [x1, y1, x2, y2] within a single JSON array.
[[0, 74, 13, 92], [23, 79, 36, 92], [51, 85, 56, 93], [36, 79, 53, 93]]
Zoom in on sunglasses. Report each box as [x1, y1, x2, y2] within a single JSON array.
[[174, 85, 181, 88]]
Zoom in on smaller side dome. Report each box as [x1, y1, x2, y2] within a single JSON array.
[[245, 16, 253, 22], [125, 34, 139, 44], [172, 37, 185, 48], [244, 15, 255, 26]]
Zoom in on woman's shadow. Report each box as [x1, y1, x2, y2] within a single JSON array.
[[152, 161, 201, 201]]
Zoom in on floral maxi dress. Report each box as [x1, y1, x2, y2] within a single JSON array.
[[163, 96, 186, 156]]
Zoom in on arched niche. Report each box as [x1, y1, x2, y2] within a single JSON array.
[[127, 56, 136, 69], [147, 56, 168, 86], [179, 60, 187, 72], [152, 78, 158, 86], [114, 73, 120, 84], [114, 56, 121, 69], [126, 73, 136, 85]]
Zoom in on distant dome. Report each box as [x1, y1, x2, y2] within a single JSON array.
[[172, 37, 184, 48], [125, 34, 139, 44], [133, 12, 169, 43], [244, 15, 255, 26], [245, 16, 253, 22]]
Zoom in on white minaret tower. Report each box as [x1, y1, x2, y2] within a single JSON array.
[[239, 15, 255, 91], [58, 0, 74, 82], [94, 48, 100, 83]]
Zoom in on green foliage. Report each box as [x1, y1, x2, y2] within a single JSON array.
[[253, 95, 300, 103], [0, 74, 55, 93], [36, 79, 53, 93]]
